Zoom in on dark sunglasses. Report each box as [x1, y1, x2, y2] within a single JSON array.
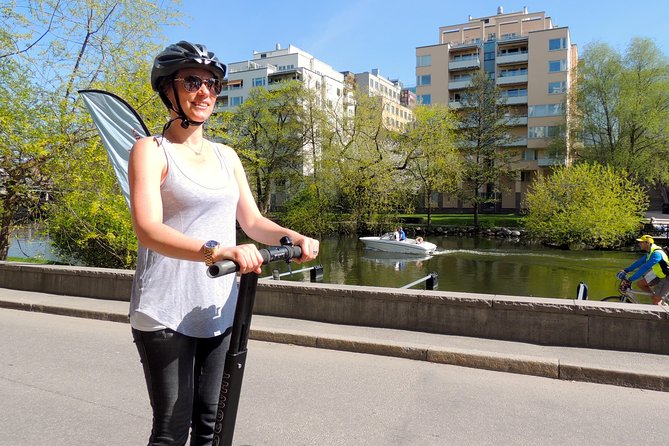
[[173, 75, 222, 95]]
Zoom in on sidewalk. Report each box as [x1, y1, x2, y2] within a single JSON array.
[[1, 287, 667, 392]]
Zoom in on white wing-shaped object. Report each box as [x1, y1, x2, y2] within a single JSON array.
[[79, 89, 150, 208]]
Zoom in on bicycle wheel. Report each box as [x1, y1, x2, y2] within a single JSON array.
[[601, 295, 628, 303]]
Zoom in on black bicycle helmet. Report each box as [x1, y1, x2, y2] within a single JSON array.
[[151, 41, 227, 129]]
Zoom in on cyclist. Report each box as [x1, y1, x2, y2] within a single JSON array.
[[617, 234, 669, 305]]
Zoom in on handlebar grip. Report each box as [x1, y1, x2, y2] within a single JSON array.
[[207, 244, 303, 278], [206, 260, 239, 278]]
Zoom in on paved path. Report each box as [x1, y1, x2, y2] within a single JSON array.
[[2, 309, 668, 445], [1, 287, 667, 393]]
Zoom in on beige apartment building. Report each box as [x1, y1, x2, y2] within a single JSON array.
[[416, 6, 578, 211], [353, 69, 414, 132]]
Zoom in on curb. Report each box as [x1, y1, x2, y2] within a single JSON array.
[[2, 299, 667, 392]]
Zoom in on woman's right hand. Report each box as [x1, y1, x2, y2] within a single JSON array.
[[218, 244, 264, 274]]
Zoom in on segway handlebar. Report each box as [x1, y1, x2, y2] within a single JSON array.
[[207, 243, 302, 278]]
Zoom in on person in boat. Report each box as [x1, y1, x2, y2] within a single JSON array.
[[398, 227, 406, 241]]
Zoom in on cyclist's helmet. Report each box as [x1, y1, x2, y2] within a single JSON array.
[[151, 41, 227, 128]]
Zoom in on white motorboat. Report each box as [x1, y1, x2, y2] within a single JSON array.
[[359, 233, 437, 255]]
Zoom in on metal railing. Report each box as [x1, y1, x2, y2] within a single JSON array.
[[400, 272, 438, 290], [261, 265, 324, 282]]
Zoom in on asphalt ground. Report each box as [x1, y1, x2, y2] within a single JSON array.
[[1, 287, 667, 393]]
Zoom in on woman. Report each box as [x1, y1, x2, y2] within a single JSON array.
[[128, 41, 319, 445]]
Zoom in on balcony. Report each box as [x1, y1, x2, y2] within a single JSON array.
[[501, 137, 528, 147], [448, 100, 463, 109], [449, 58, 480, 71], [504, 116, 528, 126], [496, 52, 529, 65], [496, 74, 528, 86], [500, 95, 528, 105], [448, 79, 473, 90], [538, 157, 566, 167]]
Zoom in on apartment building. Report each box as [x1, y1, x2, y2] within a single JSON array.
[[353, 69, 414, 131], [216, 44, 346, 114], [416, 6, 578, 211]]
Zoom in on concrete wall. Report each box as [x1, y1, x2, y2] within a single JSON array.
[[1, 261, 667, 354]]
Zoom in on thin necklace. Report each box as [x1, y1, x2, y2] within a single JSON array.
[[180, 138, 205, 156]]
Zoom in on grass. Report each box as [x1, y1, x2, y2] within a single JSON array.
[[399, 213, 524, 228], [6, 256, 56, 264]]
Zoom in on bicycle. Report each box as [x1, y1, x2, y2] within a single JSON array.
[[601, 279, 669, 305]]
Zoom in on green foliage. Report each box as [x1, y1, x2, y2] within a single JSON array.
[[212, 81, 316, 213], [281, 183, 336, 235], [523, 163, 647, 248], [399, 104, 461, 228], [0, 0, 178, 265], [320, 91, 407, 233], [47, 186, 137, 268], [573, 38, 669, 184]]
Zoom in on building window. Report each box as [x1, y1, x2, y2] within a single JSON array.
[[230, 96, 244, 106], [417, 94, 431, 105], [548, 60, 567, 72], [417, 55, 432, 67], [549, 38, 567, 51], [522, 149, 537, 161], [548, 81, 567, 94], [417, 74, 431, 86], [252, 77, 266, 87], [520, 171, 532, 182]]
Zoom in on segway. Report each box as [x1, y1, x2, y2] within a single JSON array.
[[206, 236, 302, 446]]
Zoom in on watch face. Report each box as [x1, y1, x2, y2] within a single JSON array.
[[205, 240, 219, 249]]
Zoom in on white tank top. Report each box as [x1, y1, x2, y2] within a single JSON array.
[[129, 138, 240, 337]]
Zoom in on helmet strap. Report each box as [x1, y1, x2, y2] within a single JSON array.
[[169, 83, 205, 130]]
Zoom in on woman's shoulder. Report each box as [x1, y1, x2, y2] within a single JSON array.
[[130, 136, 166, 163], [132, 136, 161, 151]]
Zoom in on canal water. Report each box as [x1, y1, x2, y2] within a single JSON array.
[[268, 235, 642, 301], [8, 229, 643, 301]]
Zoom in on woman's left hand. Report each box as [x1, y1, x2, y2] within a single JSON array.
[[295, 236, 320, 264]]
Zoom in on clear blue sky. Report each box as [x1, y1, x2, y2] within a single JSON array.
[[164, 1, 669, 87]]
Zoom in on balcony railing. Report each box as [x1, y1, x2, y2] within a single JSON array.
[[538, 157, 566, 167], [448, 79, 473, 90], [496, 74, 528, 85], [496, 52, 529, 65], [449, 58, 481, 71]]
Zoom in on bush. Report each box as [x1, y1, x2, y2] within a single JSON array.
[[46, 189, 137, 268], [281, 184, 335, 236], [523, 163, 647, 249]]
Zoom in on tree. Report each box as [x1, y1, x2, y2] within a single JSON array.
[[215, 81, 311, 214], [523, 163, 647, 249], [0, 57, 61, 259], [0, 0, 178, 266], [573, 38, 669, 185], [320, 90, 407, 233], [455, 71, 517, 227], [397, 104, 461, 230]]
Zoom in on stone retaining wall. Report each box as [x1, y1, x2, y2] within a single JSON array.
[[1, 261, 667, 354]]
